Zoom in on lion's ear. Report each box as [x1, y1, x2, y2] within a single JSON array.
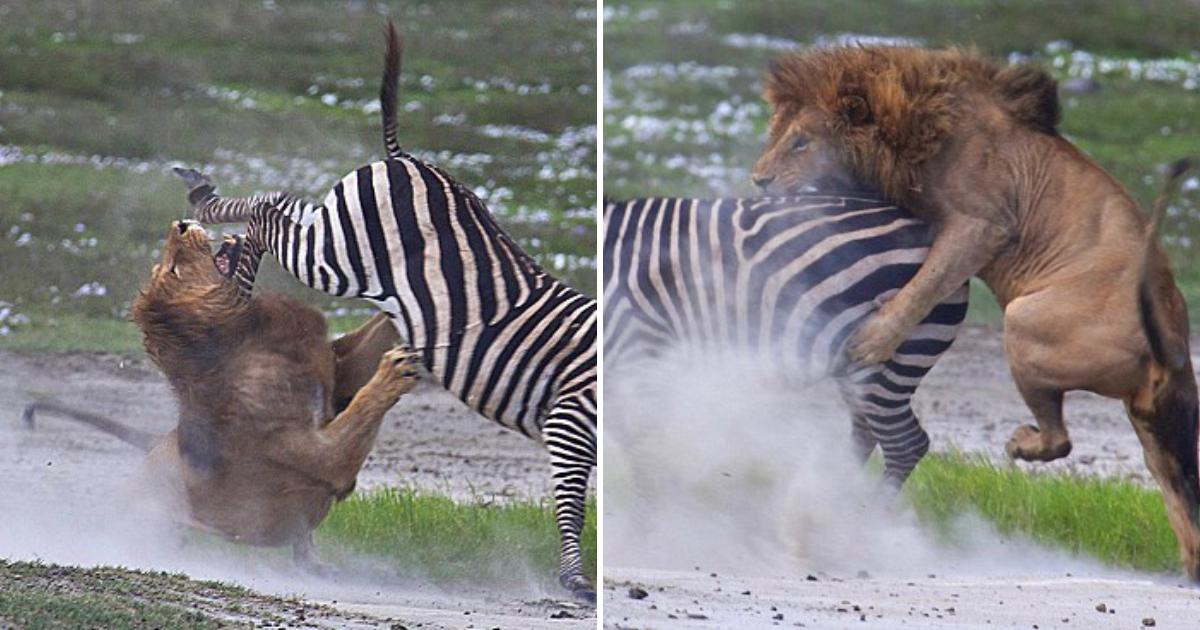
[[839, 94, 872, 126]]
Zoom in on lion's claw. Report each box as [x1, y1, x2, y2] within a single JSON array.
[[376, 346, 421, 396], [849, 312, 908, 365]]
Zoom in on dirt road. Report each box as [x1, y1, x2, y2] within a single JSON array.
[[0, 349, 593, 629]]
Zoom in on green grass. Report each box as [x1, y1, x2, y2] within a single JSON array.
[[0, 308, 142, 354], [906, 452, 1180, 574], [0, 560, 294, 629], [317, 488, 597, 587], [0, 0, 596, 352]]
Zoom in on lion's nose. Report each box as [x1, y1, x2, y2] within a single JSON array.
[[176, 220, 195, 234], [752, 174, 775, 190]]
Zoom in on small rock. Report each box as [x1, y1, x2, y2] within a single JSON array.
[[628, 587, 649, 600], [1143, 618, 1156, 627], [1096, 603, 1107, 613], [806, 574, 819, 582], [773, 613, 784, 620]]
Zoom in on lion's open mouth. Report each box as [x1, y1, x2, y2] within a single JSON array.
[[213, 235, 244, 279]]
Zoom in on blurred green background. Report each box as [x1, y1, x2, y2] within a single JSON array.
[[0, 0, 597, 352], [604, 0, 1200, 323]]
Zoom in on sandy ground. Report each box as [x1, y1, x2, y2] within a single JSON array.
[[604, 568, 1200, 629], [0, 349, 594, 629], [603, 326, 1200, 629]]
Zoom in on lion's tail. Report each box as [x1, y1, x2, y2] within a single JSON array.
[[1139, 158, 1193, 373], [23, 401, 158, 452]]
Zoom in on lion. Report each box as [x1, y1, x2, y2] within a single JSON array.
[[24, 220, 419, 570], [752, 46, 1200, 580]]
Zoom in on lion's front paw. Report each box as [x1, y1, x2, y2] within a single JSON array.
[[849, 312, 908, 365], [375, 346, 422, 397]]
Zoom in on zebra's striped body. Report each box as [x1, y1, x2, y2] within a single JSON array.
[[604, 196, 967, 484], [178, 22, 595, 600]]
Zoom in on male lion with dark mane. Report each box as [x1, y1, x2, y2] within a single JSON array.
[[26, 220, 418, 570], [752, 46, 1200, 580]]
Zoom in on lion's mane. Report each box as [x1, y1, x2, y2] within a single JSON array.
[[764, 46, 1061, 204]]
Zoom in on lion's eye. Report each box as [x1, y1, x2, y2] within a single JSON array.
[[791, 135, 810, 153]]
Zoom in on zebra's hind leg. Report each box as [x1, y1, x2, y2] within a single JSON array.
[[837, 371, 929, 490], [874, 407, 930, 489], [838, 382, 879, 466], [542, 410, 597, 603]]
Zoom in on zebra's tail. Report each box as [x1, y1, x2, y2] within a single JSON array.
[[381, 19, 407, 160], [1139, 157, 1192, 372], [23, 401, 159, 452]]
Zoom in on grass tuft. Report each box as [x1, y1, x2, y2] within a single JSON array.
[[317, 487, 597, 587], [906, 452, 1179, 574], [0, 560, 278, 629]]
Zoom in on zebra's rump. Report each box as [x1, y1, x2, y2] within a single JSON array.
[[603, 195, 968, 378]]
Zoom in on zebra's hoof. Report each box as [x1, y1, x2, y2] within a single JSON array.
[[573, 587, 596, 605], [172, 166, 211, 190], [561, 574, 596, 605]]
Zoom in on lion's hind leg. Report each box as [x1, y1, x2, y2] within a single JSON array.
[[292, 532, 337, 577], [1003, 386, 1072, 462], [331, 312, 403, 413]]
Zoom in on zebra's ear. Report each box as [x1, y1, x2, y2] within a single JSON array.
[[838, 94, 872, 126]]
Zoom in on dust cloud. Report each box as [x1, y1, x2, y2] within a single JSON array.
[[0, 409, 555, 611], [603, 346, 1121, 581]]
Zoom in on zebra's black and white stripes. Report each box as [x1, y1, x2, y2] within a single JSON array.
[[604, 196, 967, 484], [176, 22, 596, 600]]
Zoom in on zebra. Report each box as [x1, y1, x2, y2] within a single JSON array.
[[604, 195, 967, 486], [174, 22, 596, 600]]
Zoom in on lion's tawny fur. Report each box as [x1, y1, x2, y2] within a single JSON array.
[[755, 45, 1200, 582], [124, 222, 415, 565], [764, 46, 1059, 204]]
